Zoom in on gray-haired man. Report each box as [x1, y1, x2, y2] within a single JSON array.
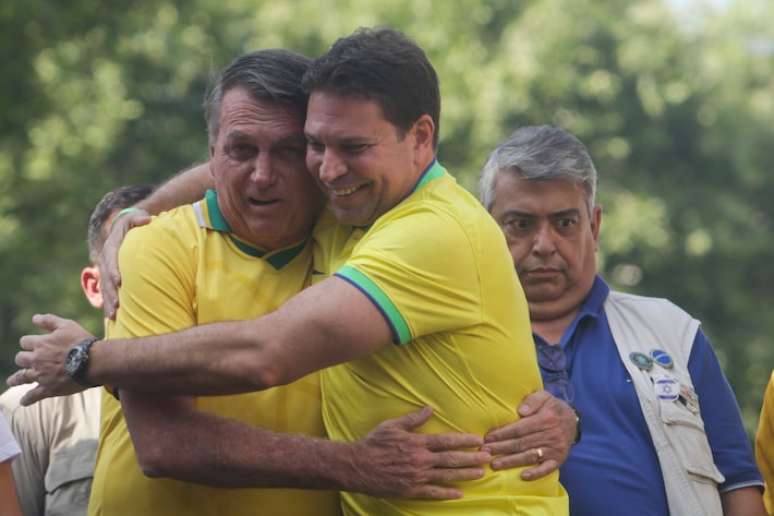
[[481, 125, 765, 516]]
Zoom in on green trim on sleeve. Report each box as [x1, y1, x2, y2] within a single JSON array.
[[336, 265, 412, 345]]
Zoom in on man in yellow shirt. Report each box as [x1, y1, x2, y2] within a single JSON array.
[[14, 29, 569, 514], [757, 371, 774, 513]]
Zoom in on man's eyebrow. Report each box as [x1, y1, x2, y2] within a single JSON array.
[[550, 208, 581, 218], [225, 130, 250, 141], [501, 210, 537, 219]]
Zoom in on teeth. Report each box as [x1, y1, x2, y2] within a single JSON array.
[[332, 185, 360, 196]]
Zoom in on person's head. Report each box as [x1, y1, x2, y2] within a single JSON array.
[[84, 184, 154, 309], [204, 49, 324, 250], [481, 125, 601, 322], [302, 27, 440, 226]]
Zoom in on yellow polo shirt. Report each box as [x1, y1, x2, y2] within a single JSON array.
[[314, 161, 568, 515], [89, 190, 339, 516]]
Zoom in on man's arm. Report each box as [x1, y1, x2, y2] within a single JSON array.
[[720, 487, 767, 516], [15, 276, 393, 397], [122, 392, 488, 498], [100, 162, 213, 318], [688, 330, 766, 515]]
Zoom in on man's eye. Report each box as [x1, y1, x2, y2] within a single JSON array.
[[504, 219, 532, 233], [227, 144, 256, 160], [556, 218, 577, 229], [307, 141, 324, 153], [343, 143, 369, 154]]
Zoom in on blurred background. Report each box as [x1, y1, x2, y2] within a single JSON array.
[[1, 0, 772, 435]]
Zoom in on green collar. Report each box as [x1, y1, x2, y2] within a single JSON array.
[[410, 158, 446, 194], [352, 159, 447, 232], [193, 189, 308, 270]]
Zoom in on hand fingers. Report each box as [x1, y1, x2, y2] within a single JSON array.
[[126, 212, 151, 228], [484, 420, 523, 443], [14, 351, 34, 369], [425, 466, 486, 484], [6, 367, 36, 387], [392, 406, 434, 430], [518, 389, 552, 417], [31, 313, 68, 332], [19, 334, 42, 351], [432, 450, 491, 468], [488, 431, 558, 456], [424, 431, 484, 451], [481, 437, 525, 456], [406, 485, 462, 500], [490, 447, 542, 470], [20, 385, 50, 407], [520, 459, 559, 481]]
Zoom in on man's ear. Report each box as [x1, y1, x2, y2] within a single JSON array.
[[591, 205, 602, 251], [81, 266, 103, 310], [411, 114, 435, 153]]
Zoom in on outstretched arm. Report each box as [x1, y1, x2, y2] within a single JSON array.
[[13, 276, 394, 399]]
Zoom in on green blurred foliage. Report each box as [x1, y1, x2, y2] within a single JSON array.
[[1, 0, 772, 434]]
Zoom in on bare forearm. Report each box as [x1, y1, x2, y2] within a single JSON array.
[[138, 409, 355, 490], [91, 320, 269, 395], [137, 163, 213, 215], [720, 486, 767, 516]]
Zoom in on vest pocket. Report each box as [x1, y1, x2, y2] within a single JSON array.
[[659, 399, 725, 484]]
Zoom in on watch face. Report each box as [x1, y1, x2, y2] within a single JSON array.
[[64, 347, 83, 377]]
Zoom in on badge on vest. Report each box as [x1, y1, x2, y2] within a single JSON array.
[[629, 351, 653, 371], [654, 374, 680, 401], [650, 349, 674, 369]]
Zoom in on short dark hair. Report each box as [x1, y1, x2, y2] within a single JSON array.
[[205, 49, 311, 145], [303, 27, 441, 148], [87, 184, 154, 263]]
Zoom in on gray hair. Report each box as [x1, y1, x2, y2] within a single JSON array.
[[479, 125, 598, 212], [204, 49, 311, 146]]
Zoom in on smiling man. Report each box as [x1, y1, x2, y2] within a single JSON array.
[[481, 125, 765, 516], [13, 30, 569, 514]]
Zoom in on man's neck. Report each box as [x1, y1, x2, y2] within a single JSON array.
[[530, 308, 579, 346]]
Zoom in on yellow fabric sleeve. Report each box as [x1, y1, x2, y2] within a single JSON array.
[[338, 208, 481, 344]]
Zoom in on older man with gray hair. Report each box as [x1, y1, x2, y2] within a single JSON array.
[[480, 125, 765, 516]]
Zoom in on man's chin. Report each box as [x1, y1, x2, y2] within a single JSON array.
[[330, 204, 375, 227], [522, 284, 564, 304]]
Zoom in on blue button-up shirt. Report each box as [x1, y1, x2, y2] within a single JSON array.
[[536, 276, 762, 516]]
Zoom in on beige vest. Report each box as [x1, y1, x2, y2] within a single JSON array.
[[605, 290, 724, 516]]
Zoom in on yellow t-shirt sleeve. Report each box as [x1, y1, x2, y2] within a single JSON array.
[[336, 208, 481, 345], [107, 213, 197, 340]]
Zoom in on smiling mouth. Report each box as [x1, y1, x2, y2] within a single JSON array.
[[330, 184, 368, 197]]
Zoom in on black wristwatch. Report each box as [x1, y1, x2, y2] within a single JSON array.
[[64, 337, 101, 387], [570, 405, 582, 444]]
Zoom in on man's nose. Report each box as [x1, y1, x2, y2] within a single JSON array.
[[249, 153, 276, 188], [532, 223, 557, 256], [318, 148, 347, 183]]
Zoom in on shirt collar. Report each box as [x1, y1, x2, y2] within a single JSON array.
[[193, 189, 308, 270], [533, 274, 610, 349], [351, 158, 446, 232]]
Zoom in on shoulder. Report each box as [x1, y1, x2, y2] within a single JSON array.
[[606, 289, 696, 322], [122, 204, 198, 251]]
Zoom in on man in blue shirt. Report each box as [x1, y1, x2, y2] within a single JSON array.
[[480, 125, 765, 516]]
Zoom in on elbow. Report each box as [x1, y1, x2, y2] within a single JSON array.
[[135, 443, 178, 479]]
